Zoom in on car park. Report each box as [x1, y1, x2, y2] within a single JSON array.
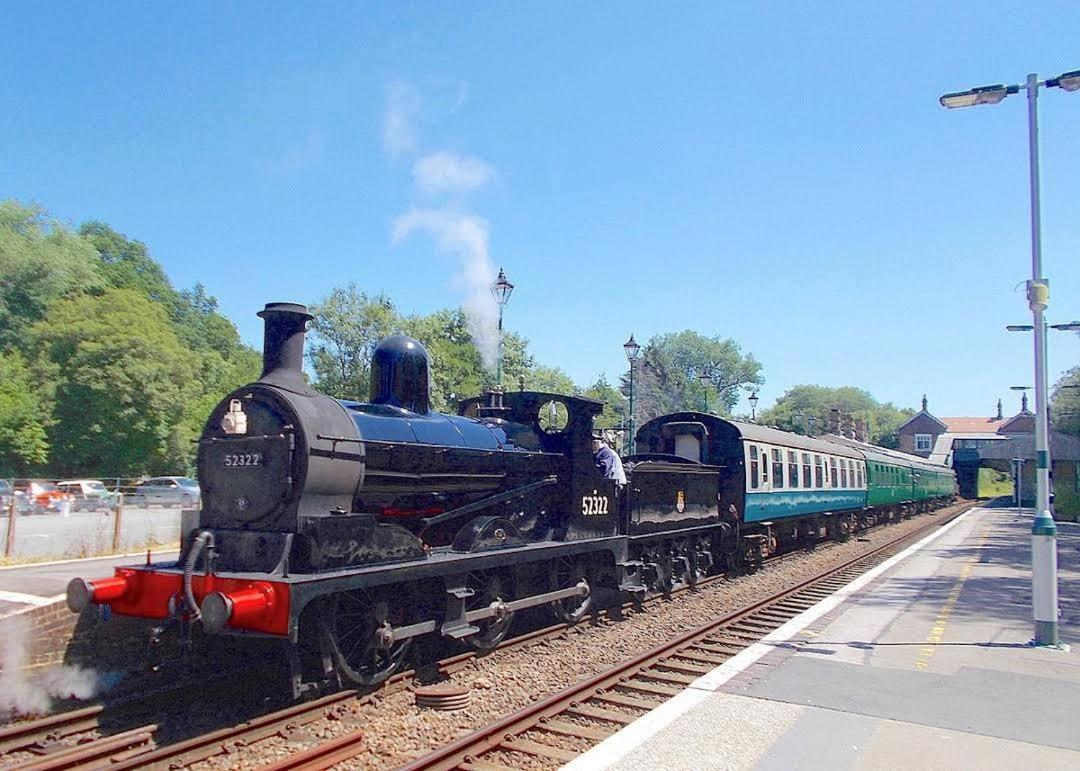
[[14, 480, 73, 513], [57, 479, 117, 512], [128, 476, 201, 508]]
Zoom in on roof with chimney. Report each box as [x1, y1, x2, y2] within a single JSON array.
[[897, 394, 947, 432], [899, 394, 1036, 464]]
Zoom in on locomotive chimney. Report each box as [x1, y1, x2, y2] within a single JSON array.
[[257, 302, 314, 392], [370, 335, 431, 414]]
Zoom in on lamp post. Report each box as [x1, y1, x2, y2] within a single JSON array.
[[624, 334, 642, 453], [942, 67, 1078, 648], [748, 392, 759, 422], [490, 268, 514, 388], [698, 371, 712, 413]]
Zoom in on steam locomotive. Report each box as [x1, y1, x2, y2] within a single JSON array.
[[67, 302, 956, 696]]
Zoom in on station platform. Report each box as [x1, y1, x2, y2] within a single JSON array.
[[564, 507, 1080, 770], [0, 550, 178, 618]]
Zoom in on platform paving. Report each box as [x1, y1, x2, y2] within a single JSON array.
[[564, 508, 1080, 770], [0, 549, 179, 617]]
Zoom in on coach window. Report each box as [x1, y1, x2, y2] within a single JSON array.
[[772, 448, 785, 489], [857, 462, 864, 487], [840, 459, 848, 487], [760, 446, 770, 487], [802, 453, 812, 487], [788, 451, 799, 488], [829, 457, 838, 488], [814, 454, 824, 487], [749, 445, 759, 489]]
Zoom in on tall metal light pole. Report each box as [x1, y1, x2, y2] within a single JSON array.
[[624, 334, 642, 453], [490, 268, 514, 388], [941, 67, 1078, 647]]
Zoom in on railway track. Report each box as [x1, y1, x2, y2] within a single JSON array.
[[0, 502, 971, 770]]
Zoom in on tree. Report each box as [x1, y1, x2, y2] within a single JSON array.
[[0, 201, 103, 349], [757, 385, 914, 448], [582, 375, 627, 430], [622, 330, 763, 421], [0, 351, 50, 474], [79, 221, 177, 306], [1051, 367, 1080, 437], [523, 365, 577, 395], [308, 284, 398, 400], [29, 289, 198, 476]]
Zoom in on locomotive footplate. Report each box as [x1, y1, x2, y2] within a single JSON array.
[[94, 534, 622, 641]]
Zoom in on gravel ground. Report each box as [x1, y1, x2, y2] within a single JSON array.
[[186, 505, 966, 771]]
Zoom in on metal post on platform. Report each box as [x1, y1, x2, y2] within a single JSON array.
[[112, 493, 124, 553], [1013, 458, 1025, 517], [940, 67, 1080, 649], [4, 494, 15, 558]]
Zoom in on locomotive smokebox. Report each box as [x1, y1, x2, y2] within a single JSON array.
[[257, 302, 314, 392], [370, 335, 431, 414]]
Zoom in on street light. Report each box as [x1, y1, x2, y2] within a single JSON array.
[[748, 392, 759, 421], [942, 66, 1077, 648], [490, 268, 514, 388], [624, 334, 642, 453], [698, 371, 712, 413]]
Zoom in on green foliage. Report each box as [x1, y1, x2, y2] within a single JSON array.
[[581, 374, 627, 430], [0, 201, 261, 476], [757, 384, 914, 448], [0, 350, 50, 473], [0, 201, 103, 350], [524, 365, 577, 396], [1051, 367, 1080, 437], [624, 330, 764, 422], [29, 289, 198, 476], [308, 283, 398, 400]]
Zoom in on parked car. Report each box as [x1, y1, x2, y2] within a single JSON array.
[[14, 480, 73, 513], [57, 480, 117, 512], [128, 477, 201, 508]]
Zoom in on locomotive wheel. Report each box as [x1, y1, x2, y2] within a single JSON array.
[[321, 589, 412, 687], [465, 572, 515, 651], [548, 556, 592, 624]]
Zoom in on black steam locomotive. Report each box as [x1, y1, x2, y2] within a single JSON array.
[[67, 302, 952, 695]]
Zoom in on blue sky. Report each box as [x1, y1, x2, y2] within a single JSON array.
[[3, 2, 1079, 418]]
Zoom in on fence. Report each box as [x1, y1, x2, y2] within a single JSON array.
[[1, 478, 191, 563]]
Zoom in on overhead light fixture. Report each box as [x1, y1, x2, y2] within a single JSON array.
[[1051, 69, 1080, 92], [939, 84, 1014, 109]]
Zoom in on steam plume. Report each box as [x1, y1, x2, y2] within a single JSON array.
[[391, 208, 500, 367], [0, 617, 100, 717]]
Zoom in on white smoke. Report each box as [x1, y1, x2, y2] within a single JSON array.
[[383, 80, 504, 370], [391, 208, 500, 367], [0, 616, 100, 717], [412, 151, 496, 194], [382, 81, 421, 157]]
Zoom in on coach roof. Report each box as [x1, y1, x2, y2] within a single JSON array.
[[725, 419, 864, 459]]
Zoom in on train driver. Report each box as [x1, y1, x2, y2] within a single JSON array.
[[592, 433, 627, 486]]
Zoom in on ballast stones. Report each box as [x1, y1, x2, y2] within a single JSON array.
[[414, 683, 470, 711]]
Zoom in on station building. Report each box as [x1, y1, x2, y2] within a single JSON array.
[[897, 394, 1080, 520]]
